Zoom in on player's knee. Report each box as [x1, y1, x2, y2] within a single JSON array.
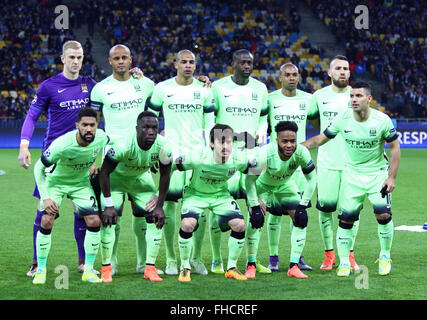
[[85, 214, 101, 228], [181, 218, 197, 233], [230, 230, 245, 240], [179, 228, 193, 239], [229, 218, 245, 233], [376, 213, 392, 224], [40, 213, 54, 230], [293, 210, 308, 228], [339, 220, 354, 229]]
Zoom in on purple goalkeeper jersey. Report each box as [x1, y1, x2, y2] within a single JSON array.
[[26, 73, 96, 151]]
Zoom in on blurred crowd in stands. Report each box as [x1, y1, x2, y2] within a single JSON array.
[[307, 0, 426, 117], [0, 0, 425, 121]]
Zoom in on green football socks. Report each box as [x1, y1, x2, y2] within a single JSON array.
[[132, 216, 147, 266], [267, 214, 281, 256]]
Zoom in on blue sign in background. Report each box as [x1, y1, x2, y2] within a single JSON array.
[[1, 120, 426, 149]]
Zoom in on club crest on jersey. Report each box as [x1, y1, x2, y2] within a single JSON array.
[[151, 153, 159, 162], [134, 84, 141, 92], [369, 128, 377, 137], [93, 147, 100, 156], [252, 92, 258, 101], [81, 84, 88, 93], [299, 103, 306, 110], [194, 91, 200, 99]]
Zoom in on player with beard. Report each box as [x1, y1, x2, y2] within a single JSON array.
[[307, 55, 359, 271], [32, 108, 110, 284]]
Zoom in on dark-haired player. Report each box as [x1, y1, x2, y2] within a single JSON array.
[[302, 82, 400, 277], [32, 108, 110, 284], [98, 111, 172, 282], [245, 121, 317, 279], [174, 124, 260, 282]]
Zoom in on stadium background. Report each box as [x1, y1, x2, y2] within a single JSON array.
[[0, 0, 426, 303]]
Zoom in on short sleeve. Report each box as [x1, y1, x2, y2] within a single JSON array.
[[298, 145, 316, 174], [149, 85, 164, 114], [383, 117, 398, 143], [90, 83, 103, 111]]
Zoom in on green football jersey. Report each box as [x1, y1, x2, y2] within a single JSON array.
[[149, 77, 215, 155], [106, 133, 172, 178], [40, 129, 109, 185], [212, 75, 269, 138], [268, 88, 315, 143], [90, 75, 155, 141], [324, 108, 398, 173], [176, 147, 255, 196], [308, 85, 352, 170], [256, 143, 315, 187]]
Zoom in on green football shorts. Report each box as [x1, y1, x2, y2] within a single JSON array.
[[41, 182, 98, 218], [338, 169, 391, 222], [181, 190, 244, 232], [101, 171, 156, 217], [316, 167, 342, 213], [256, 179, 300, 216]]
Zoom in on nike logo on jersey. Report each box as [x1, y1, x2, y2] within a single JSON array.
[[58, 89, 66, 93], [167, 94, 175, 97], [322, 101, 330, 104], [107, 92, 114, 95], [128, 157, 136, 161], [274, 105, 282, 109], [224, 94, 232, 98], [344, 130, 352, 133], [68, 157, 77, 161]]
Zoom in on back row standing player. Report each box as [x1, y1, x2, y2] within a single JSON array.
[[307, 55, 360, 271]]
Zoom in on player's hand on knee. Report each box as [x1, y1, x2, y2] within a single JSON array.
[[43, 199, 59, 216], [89, 163, 98, 175], [102, 207, 117, 227], [249, 205, 264, 229], [130, 67, 144, 80], [145, 195, 158, 212], [258, 198, 266, 216], [152, 207, 165, 229]]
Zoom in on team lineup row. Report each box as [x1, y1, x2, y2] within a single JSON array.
[[18, 40, 400, 285]]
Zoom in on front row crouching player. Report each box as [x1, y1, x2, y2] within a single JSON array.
[[175, 124, 261, 282], [302, 81, 400, 277], [32, 108, 110, 284], [245, 121, 317, 279], [98, 111, 172, 282]]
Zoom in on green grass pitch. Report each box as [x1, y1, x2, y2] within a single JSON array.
[[0, 148, 426, 300]]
